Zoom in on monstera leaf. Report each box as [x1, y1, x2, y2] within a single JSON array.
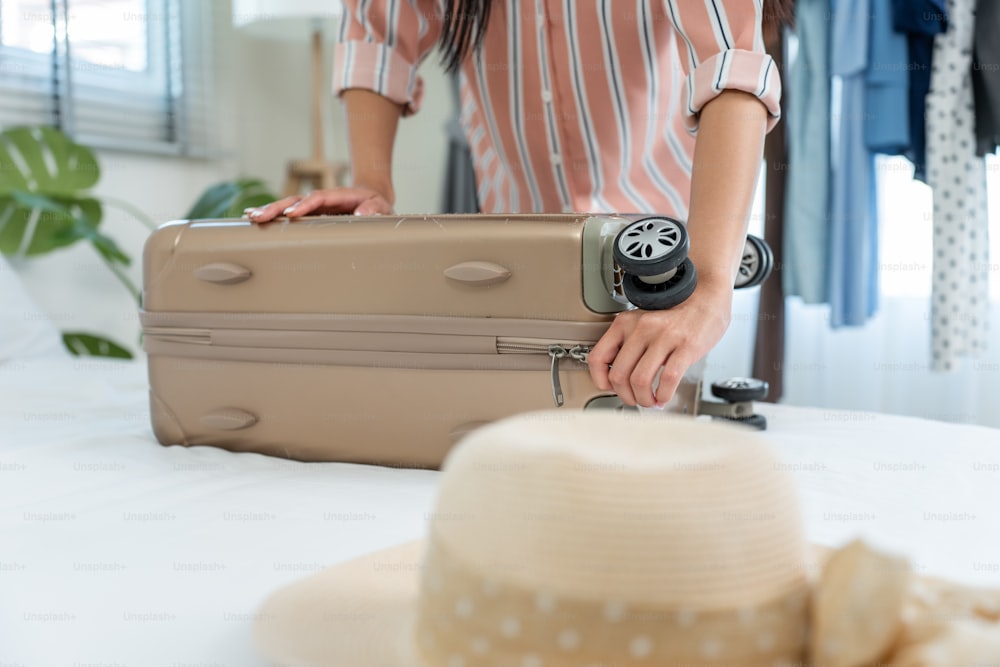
[[62, 333, 133, 359], [0, 126, 136, 358], [185, 178, 277, 219], [0, 126, 111, 257]]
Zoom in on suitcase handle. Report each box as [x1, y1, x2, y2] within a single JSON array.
[[193, 262, 252, 285], [443, 261, 512, 286], [200, 408, 258, 431]]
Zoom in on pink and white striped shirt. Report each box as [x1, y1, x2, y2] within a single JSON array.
[[333, 0, 780, 218]]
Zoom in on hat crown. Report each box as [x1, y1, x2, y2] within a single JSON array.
[[429, 412, 808, 610]]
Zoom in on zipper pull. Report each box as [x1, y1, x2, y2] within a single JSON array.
[[569, 345, 591, 364], [548, 345, 568, 407]]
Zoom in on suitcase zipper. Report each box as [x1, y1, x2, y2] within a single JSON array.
[[143, 319, 601, 409], [496, 341, 592, 407]]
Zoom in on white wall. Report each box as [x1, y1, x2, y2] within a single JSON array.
[[11, 1, 451, 355]]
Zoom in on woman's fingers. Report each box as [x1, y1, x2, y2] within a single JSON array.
[[245, 187, 395, 223], [607, 316, 675, 408], [629, 342, 675, 408], [284, 188, 374, 218], [587, 315, 626, 391], [244, 196, 301, 223], [588, 311, 649, 406], [652, 349, 697, 407]]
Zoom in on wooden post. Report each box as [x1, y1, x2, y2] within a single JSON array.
[[310, 28, 324, 161], [752, 28, 787, 401], [283, 27, 348, 196]]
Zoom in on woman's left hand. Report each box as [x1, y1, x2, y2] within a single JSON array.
[[586, 281, 734, 408]]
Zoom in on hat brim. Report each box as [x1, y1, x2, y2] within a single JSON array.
[[255, 540, 427, 667], [254, 539, 917, 667]]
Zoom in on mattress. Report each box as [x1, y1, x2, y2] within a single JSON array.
[[2, 355, 999, 665]]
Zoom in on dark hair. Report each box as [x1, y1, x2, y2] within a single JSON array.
[[438, 0, 494, 73], [438, 0, 795, 73]]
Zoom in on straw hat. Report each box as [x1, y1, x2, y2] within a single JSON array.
[[254, 411, 1000, 667]]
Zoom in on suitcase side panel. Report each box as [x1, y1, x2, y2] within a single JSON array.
[[148, 357, 614, 467], [142, 215, 617, 321]]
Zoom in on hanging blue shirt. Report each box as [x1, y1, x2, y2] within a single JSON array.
[[828, 0, 879, 327], [783, 0, 832, 304], [892, 0, 948, 180], [866, 0, 911, 155]]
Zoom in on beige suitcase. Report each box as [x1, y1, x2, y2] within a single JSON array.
[[140, 214, 768, 467]]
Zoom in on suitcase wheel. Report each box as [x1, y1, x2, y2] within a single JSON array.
[[734, 234, 774, 290], [710, 377, 769, 403], [621, 258, 697, 310], [613, 216, 689, 278], [712, 413, 768, 430]]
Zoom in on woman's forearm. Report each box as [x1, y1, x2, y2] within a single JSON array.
[[685, 90, 769, 293], [342, 88, 405, 204]]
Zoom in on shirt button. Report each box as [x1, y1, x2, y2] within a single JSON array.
[[550, 153, 562, 165], [541, 90, 553, 103]]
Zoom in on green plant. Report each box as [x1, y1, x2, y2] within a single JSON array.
[[0, 125, 278, 359], [0, 125, 145, 358], [184, 178, 276, 219]]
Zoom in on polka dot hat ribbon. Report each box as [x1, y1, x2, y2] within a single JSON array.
[[414, 536, 811, 667]]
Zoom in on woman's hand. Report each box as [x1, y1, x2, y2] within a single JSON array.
[[587, 280, 734, 408], [244, 186, 394, 223]]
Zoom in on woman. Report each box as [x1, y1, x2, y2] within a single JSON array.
[[246, 0, 788, 409]]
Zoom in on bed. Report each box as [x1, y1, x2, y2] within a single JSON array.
[[3, 267, 1000, 665]]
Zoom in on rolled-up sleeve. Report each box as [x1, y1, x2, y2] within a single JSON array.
[[663, 0, 782, 133], [333, 0, 443, 116]]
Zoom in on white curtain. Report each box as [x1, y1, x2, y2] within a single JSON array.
[[709, 156, 1000, 429]]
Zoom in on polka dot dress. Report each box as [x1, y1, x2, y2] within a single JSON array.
[[926, 0, 991, 371]]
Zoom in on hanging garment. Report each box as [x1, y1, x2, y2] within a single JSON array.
[[783, 0, 831, 304], [892, 0, 948, 180], [866, 0, 911, 155], [973, 0, 1000, 155], [926, 0, 990, 371], [828, 0, 879, 327], [441, 74, 480, 214]]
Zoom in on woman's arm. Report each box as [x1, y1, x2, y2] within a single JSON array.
[[247, 89, 402, 222], [586, 0, 778, 407], [587, 89, 767, 408], [341, 89, 403, 208], [246, 0, 443, 222], [686, 90, 768, 293]]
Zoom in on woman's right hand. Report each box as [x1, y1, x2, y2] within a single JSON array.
[[244, 186, 394, 223]]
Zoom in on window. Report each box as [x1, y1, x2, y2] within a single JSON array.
[[0, 0, 212, 155], [877, 154, 1000, 300]]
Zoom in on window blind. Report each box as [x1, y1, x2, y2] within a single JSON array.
[[0, 0, 214, 156]]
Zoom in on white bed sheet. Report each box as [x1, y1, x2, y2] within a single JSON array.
[[2, 356, 999, 666]]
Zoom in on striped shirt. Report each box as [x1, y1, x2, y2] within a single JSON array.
[[333, 0, 781, 217]]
